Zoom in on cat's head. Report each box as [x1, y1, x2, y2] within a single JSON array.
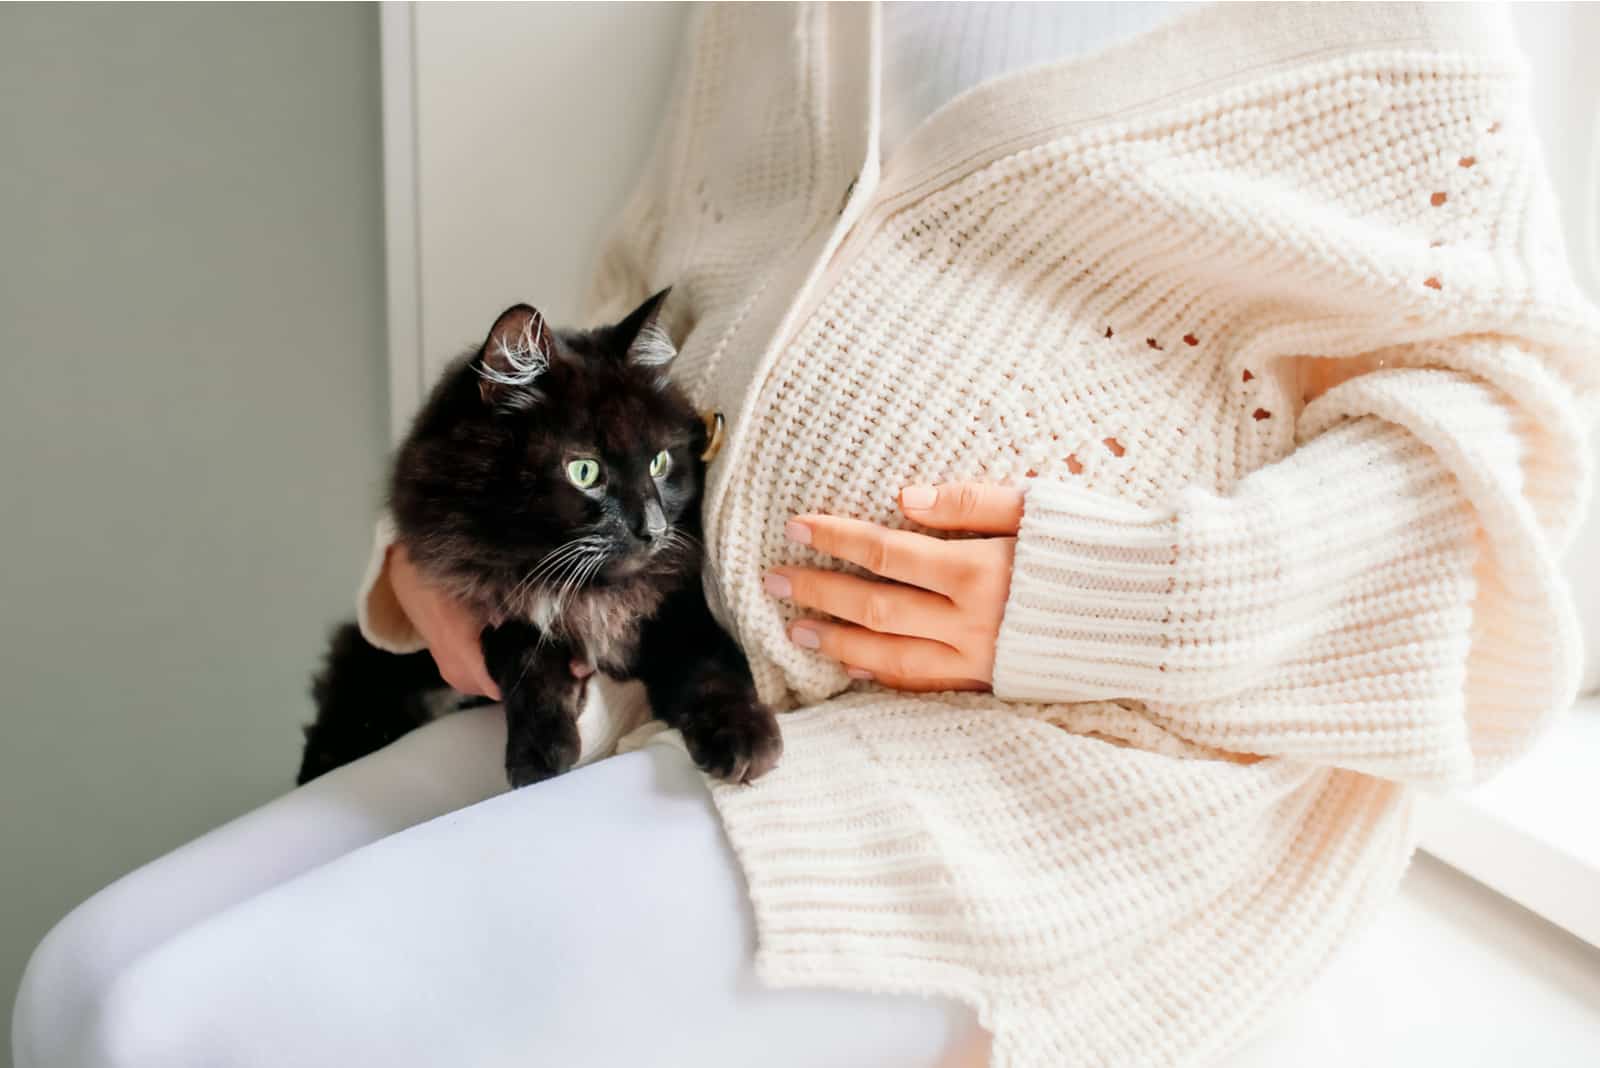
[[390, 289, 705, 608]]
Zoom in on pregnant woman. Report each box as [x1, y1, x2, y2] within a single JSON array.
[[16, 4, 1598, 1066]]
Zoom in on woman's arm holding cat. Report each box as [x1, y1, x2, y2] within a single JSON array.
[[358, 531, 500, 699]]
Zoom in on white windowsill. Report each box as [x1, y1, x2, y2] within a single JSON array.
[[1416, 695, 1600, 949]]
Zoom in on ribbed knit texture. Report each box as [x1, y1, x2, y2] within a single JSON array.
[[363, 5, 1600, 1065]]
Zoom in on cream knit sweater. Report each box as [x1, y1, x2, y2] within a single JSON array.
[[360, 4, 1599, 1064]]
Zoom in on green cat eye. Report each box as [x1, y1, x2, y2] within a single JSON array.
[[566, 458, 601, 488], [649, 449, 672, 478]]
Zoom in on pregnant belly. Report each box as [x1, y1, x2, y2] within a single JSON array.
[[711, 309, 1237, 709]]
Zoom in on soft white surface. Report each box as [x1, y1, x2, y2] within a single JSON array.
[[1418, 697, 1600, 948], [1469, 698, 1600, 874], [12, 710, 979, 1068], [1235, 853, 1600, 1067]]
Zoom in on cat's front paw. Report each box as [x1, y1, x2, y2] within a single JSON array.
[[504, 713, 581, 788], [682, 697, 783, 785]]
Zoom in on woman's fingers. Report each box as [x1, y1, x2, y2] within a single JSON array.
[[438, 611, 500, 699], [434, 633, 501, 700], [425, 612, 500, 699], [899, 482, 1025, 534], [861, 672, 990, 694], [788, 619, 979, 687], [766, 567, 958, 641], [773, 498, 1018, 692], [785, 514, 971, 596], [389, 544, 501, 700]]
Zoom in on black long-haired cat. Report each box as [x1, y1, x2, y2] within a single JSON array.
[[299, 290, 781, 788]]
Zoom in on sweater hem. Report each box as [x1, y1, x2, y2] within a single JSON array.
[[707, 707, 999, 1053]]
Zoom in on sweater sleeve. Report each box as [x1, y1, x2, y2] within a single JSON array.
[[354, 513, 425, 654], [992, 339, 1597, 787]]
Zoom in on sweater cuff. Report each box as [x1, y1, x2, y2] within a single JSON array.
[[992, 417, 1473, 706], [355, 513, 427, 654], [991, 481, 1179, 702]]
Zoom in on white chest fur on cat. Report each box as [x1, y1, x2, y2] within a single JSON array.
[[508, 586, 662, 765], [504, 580, 667, 674]]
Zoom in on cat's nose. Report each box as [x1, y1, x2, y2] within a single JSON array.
[[637, 499, 668, 543]]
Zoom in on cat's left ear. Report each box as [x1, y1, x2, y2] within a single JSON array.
[[616, 288, 676, 370], [477, 303, 554, 407]]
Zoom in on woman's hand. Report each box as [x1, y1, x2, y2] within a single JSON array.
[[388, 544, 502, 700], [765, 483, 1023, 692]]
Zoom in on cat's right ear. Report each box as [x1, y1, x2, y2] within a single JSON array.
[[476, 304, 553, 407]]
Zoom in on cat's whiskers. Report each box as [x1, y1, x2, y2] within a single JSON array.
[[662, 527, 718, 586], [523, 536, 605, 587], [551, 549, 608, 621], [508, 536, 608, 607], [542, 541, 607, 613], [513, 549, 580, 603], [528, 546, 610, 655]]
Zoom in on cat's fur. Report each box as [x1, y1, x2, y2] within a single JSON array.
[[300, 291, 781, 788]]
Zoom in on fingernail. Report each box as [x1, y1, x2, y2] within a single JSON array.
[[901, 485, 937, 510], [846, 667, 874, 681], [762, 571, 792, 598], [784, 520, 812, 545], [790, 624, 821, 649]]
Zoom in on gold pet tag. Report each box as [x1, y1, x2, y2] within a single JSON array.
[[699, 410, 726, 463]]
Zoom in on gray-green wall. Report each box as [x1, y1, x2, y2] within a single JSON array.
[[0, 4, 389, 1054]]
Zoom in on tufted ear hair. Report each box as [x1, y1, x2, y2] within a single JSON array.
[[476, 303, 553, 407], [615, 288, 676, 370]]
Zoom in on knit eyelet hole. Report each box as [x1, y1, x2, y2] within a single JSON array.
[[1423, 276, 1443, 290], [1252, 408, 1272, 421], [1024, 468, 1038, 478], [1066, 454, 1084, 475], [1104, 326, 1114, 339], [1430, 192, 1448, 207], [1102, 437, 1125, 457], [1242, 369, 1254, 382], [1146, 338, 1163, 351], [1182, 333, 1199, 346], [1458, 156, 1476, 168]]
